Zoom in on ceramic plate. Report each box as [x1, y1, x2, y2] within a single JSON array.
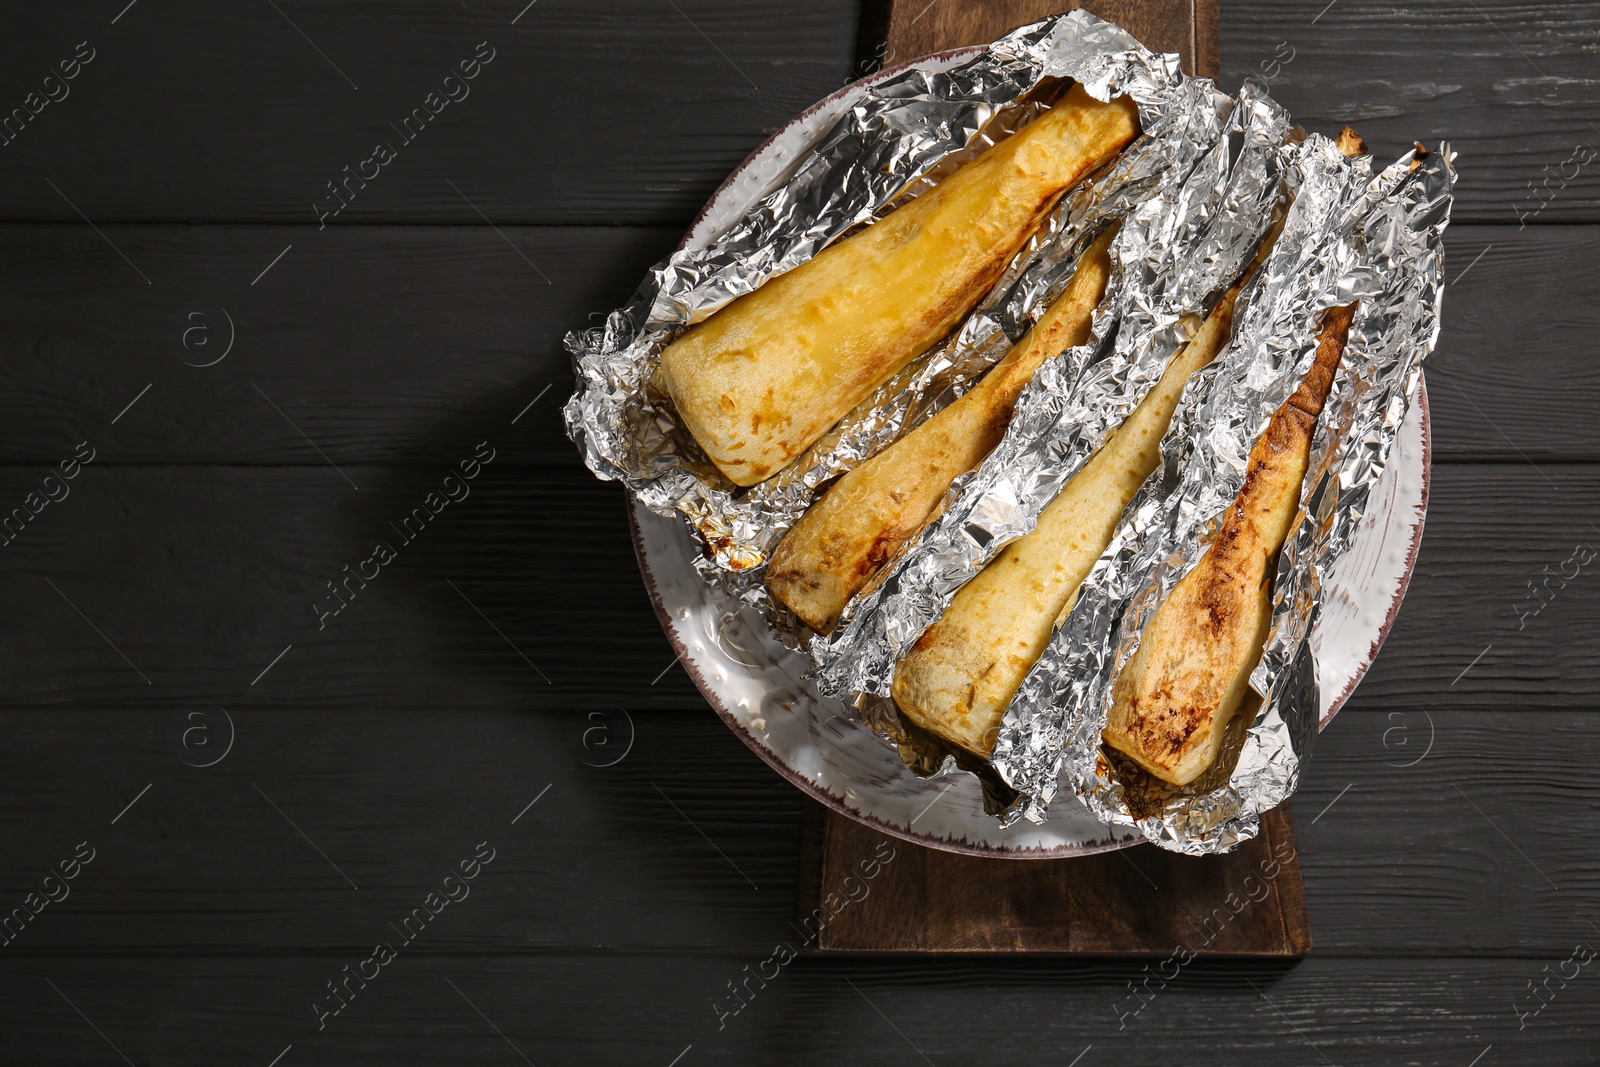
[[627, 52, 1430, 857]]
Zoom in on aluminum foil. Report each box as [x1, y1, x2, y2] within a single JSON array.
[[1004, 138, 1454, 852], [816, 81, 1295, 697], [564, 6, 1455, 854], [563, 12, 1193, 578]]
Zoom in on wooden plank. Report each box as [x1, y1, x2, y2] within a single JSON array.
[[1294, 706, 1598, 957], [804, 803, 1308, 954], [0, 3, 1590, 224], [0, 225, 1590, 466], [0, 1, 860, 226], [880, 0, 1218, 79], [1359, 462, 1599, 705], [0, 707, 1596, 957], [0, 468, 678, 712], [0, 955, 1593, 1064], [0, 223, 678, 467], [1425, 227, 1600, 464], [0, 705, 806, 957], [0, 462, 1589, 709], [1222, 0, 1600, 222]]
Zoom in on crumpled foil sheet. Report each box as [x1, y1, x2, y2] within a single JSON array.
[[1005, 138, 1454, 852], [816, 81, 1293, 696], [564, 5, 1456, 854], [563, 12, 1190, 578]]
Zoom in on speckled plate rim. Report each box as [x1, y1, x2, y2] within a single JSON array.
[[624, 48, 1432, 858]]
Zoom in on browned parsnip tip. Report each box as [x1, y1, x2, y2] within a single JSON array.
[[1335, 126, 1368, 156], [1101, 302, 1358, 785], [1097, 125, 1371, 785]]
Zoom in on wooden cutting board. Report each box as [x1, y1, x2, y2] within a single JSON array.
[[862, 0, 1219, 80], [798, 803, 1310, 954], [799, 0, 1309, 956]]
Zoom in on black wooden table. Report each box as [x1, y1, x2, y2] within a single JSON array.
[[0, 2, 1594, 1063]]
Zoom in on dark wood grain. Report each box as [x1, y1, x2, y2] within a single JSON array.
[[803, 804, 1307, 954], [0, 0, 1594, 1062], [0, 223, 679, 467], [0, 3, 1590, 224], [0, 226, 1589, 467], [881, 0, 1218, 79], [0, 463, 1588, 710], [0, 2, 861, 227], [0, 706, 1595, 957], [1222, 0, 1600, 222], [1357, 462, 1600, 705], [0, 956, 1590, 1065], [1291, 707, 1600, 958], [0, 468, 678, 712]]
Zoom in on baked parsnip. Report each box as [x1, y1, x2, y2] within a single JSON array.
[[891, 283, 1247, 755], [1102, 302, 1357, 785], [766, 225, 1119, 634], [660, 85, 1141, 486]]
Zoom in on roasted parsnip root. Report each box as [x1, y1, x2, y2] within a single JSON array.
[[1102, 302, 1358, 785], [891, 283, 1249, 755], [659, 85, 1141, 487], [766, 225, 1120, 633]]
